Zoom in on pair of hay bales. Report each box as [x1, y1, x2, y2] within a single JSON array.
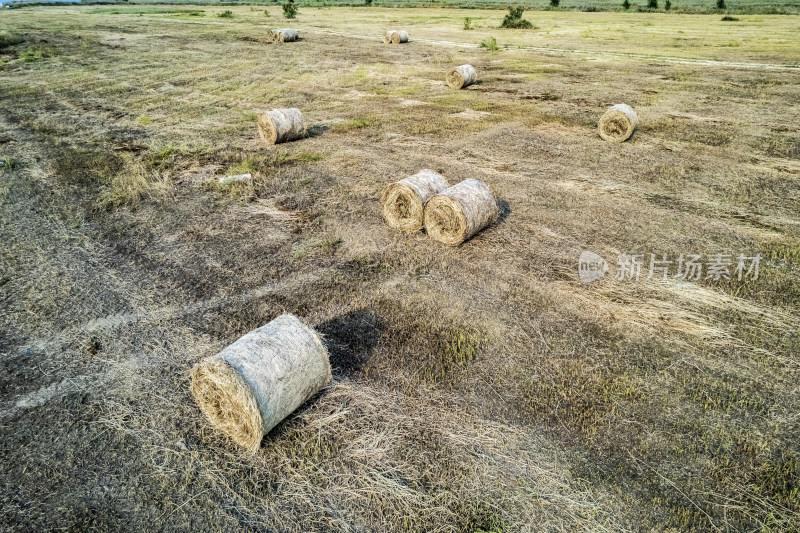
[[270, 28, 299, 42], [383, 30, 409, 44], [381, 169, 498, 246], [192, 314, 331, 452]]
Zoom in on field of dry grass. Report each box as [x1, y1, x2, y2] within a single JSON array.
[[1, 5, 799, 532]]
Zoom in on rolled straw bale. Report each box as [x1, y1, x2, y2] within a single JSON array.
[[191, 314, 331, 452], [271, 28, 299, 42], [258, 108, 305, 145], [598, 104, 638, 142], [383, 30, 408, 44], [380, 169, 449, 232], [424, 179, 498, 246], [446, 64, 477, 90]]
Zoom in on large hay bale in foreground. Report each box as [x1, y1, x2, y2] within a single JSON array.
[[446, 64, 477, 90], [271, 28, 299, 42], [381, 169, 449, 232], [191, 314, 331, 452], [383, 30, 409, 44], [424, 179, 498, 246], [598, 104, 637, 142], [258, 108, 305, 145]]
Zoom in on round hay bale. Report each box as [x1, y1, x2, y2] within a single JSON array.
[[380, 169, 449, 232], [191, 314, 331, 452], [383, 30, 408, 44], [424, 179, 498, 246], [258, 108, 305, 145], [446, 64, 477, 90], [598, 104, 637, 142], [271, 28, 299, 42]]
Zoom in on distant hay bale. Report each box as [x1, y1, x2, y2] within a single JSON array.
[[383, 30, 408, 44], [271, 28, 299, 42], [424, 179, 498, 246], [598, 104, 637, 142], [380, 169, 449, 232], [258, 108, 305, 145], [191, 314, 331, 452], [446, 64, 477, 90]]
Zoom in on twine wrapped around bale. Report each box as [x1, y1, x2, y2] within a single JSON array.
[[446, 65, 477, 90], [598, 104, 638, 142], [258, 108, 305, 145], [271, 28, 299, 42], [383, 30, 409, 44], [424, 179, 498, 246], [380, 169, 449, 232], [191, 314, 331, 452]]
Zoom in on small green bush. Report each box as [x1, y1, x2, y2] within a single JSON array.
[[716, 0, 726, 8], [665, 0, 671, 9], [282, 0, 298, 19], [550, 0, 560, 6], [721, 14, 739, 19], [217, 9, 233, 18], [463, 17, 473, 30], [500, 6, 533, 29], [479, 36, 500, 51], [365, 0, 373, 5], [648, 0, 658, 8], [622, 0, 631, 9]]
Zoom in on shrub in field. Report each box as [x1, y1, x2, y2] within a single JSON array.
[[648, 0, 658, 8], [282, 0, 298, 19], [665, 0, 671, 9], [500, 6, 533, 29], [479, 36, 500, 51], [463, 17, 473, 30], [716, 0, 726, 8], [623, 0, 631, 9], [365, 0, 373, 5], [721, 14, 739, 19], [550, 0, 560, 6], [217, 10, 233, 18]]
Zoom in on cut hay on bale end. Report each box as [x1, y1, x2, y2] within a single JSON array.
[[424, 179, 498, 246], [191, 314, 331, 452], [258, 108, 305, 145], [383, 30, 409, 44], [271, 28, 299, 42], [598, 104, 637, 142], [446, 65, 477, 90], [380, 169, 449, 232]]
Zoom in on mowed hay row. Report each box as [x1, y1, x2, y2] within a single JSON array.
[[191, 314, 331, 452], [598, 104, 638, 142], [424, 179, 499, 246], [258, 108, 306, 145], [271, 28, 299, 42], [380, 169, 449, 232], [446, 65, 477, 90], [383, 30, 409, 44]]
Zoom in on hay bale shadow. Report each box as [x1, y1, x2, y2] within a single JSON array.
[[496, 198, 511, 225], [316, 308, 381, 376], [306, 124, 329, 138]]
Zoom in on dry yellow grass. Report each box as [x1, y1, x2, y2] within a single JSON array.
[[0, 5, 798, 532]]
